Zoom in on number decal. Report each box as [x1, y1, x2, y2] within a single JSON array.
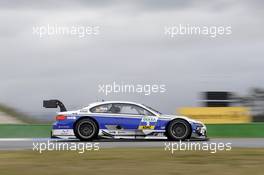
[[138, 116, 158, 130]]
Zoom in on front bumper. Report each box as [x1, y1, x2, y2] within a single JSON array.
[[190, 123, 207, 139]]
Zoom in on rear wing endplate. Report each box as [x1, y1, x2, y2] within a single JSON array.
[[43, 99, 67, 112]]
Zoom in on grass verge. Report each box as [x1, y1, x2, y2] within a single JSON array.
[[207, 123, 264, 137], [0, 148, 263, 175], [0, 124, 51, 138]]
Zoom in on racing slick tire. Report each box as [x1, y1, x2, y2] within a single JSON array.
[[74, 118, 99, 141], [166, 119, 192, 141]]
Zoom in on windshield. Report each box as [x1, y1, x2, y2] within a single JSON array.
[[142, 104, 162, 115]]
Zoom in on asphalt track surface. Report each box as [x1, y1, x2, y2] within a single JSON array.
[[0, 138, 264, 150]]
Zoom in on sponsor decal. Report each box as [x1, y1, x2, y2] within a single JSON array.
[[67, 116, 76, 119], [138, 116, 158, 130], [138, 125, 155, 130]]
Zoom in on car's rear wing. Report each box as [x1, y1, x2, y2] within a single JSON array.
[[43, 99, 67, 112]]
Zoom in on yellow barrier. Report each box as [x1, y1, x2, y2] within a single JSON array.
[[177, 107, 251, 124]]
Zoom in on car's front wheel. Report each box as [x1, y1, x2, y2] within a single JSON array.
[[166, 119, 191, 141], [74, 118, 98, 141]]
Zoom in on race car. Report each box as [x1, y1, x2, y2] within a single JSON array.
[[43, 100, 207, 141]]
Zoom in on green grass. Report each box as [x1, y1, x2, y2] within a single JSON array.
[[0, 148, 264, 175], [0, 124, 51, 138], [207, 123, 264, 138], [0, 123, 264, 138]]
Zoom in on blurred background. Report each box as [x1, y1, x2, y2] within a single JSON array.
[[0, 0, 263, 124], [1, 2, 264, 175]]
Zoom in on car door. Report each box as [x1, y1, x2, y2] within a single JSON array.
[[90, 103, 157, 135], [89, 103, 142, 132], [110, 103, 142, 131], [111, 103, 158, 131]]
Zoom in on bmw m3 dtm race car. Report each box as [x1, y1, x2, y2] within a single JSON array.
[[43, 100, 207, 141]]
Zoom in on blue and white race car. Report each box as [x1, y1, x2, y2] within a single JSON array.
[[43, 100, 207, 141]]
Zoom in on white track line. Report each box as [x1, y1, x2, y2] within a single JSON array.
[[0, 138, 33, 141], [0, 138, 55, 141]]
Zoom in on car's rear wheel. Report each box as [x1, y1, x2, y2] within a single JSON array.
[[74, 118, 98, 141], [166, 119, 191, 141]]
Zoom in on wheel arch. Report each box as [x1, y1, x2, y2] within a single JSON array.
[[73, 116, 99, 130], [165, 118, 192, 137]]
